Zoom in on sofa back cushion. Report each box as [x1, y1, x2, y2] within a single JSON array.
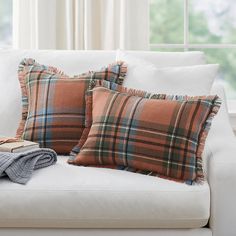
[[117, 50, 218, 96], [121, 50, 206, 67]]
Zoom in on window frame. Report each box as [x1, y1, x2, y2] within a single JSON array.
[[149, 0, 236, 113]]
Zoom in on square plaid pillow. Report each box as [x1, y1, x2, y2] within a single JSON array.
[[69, 87, 221, 184], [16, 59, 127, 154]]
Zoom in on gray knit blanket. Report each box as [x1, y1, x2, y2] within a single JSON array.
[[0, 148, 57, 184]]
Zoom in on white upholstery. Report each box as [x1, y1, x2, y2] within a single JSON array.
[[118, 50, 218, 96], [0, 228, 212, 236], [207, 84, 236, 236], [0, 156, 210, 228], [0, 49, 236, 236], [122, 50, 206, 67]]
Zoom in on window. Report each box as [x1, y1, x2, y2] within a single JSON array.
[[149, 0, 236, 102], [0, 0, 13, 48]]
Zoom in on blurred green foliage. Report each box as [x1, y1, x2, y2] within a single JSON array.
[[150, 0, 183, 44], [0, 0, 12, 46], [150, 0, 236, 99]]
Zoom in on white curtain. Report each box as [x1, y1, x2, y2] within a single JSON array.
[[13, 0, 149, 50]]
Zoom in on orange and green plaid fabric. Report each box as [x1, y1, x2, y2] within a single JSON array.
[[16, 59, 127, 154], [69, 87, 221, 184]]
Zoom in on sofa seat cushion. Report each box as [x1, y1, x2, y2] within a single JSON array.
[[0, 156, 210, 228]]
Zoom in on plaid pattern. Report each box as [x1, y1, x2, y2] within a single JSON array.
[[69, 87, 221, 184], [70, 79, 125, 155], [16, 59, 127, 154], [71, 87, 165, 155]]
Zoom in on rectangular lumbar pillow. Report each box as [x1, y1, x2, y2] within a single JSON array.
[[69, 87, 221, 184], [16, 59, 126, 154]]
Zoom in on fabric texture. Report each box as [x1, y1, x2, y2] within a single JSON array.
[[0, 155, 210, 228], [117, 50, 218, 96], [16, 59, 127, 154], [69, 87, 221, 184], [13, 0, 149, 50], [0, 229, 212, 236], [206, 83, 236, 236], [0, 148, 57, 184]]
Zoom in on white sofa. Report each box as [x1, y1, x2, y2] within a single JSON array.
[[0, 50, 235, 236]]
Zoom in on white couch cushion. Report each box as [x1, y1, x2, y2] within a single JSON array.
[[123, 50, 206, 67], [117, 50, 218, 96], [0, 156, 210, 228]]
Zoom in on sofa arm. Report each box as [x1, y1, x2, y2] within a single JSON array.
[[207, 83, 236, 236], [208, 138, 236, 236]]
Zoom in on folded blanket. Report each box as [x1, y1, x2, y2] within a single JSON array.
[[0, 148, 57, 184]]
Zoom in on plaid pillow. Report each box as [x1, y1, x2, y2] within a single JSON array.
[[70, 86, 151, 155], [69, 87, 221, 184], [16, 59, 127, 154]]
